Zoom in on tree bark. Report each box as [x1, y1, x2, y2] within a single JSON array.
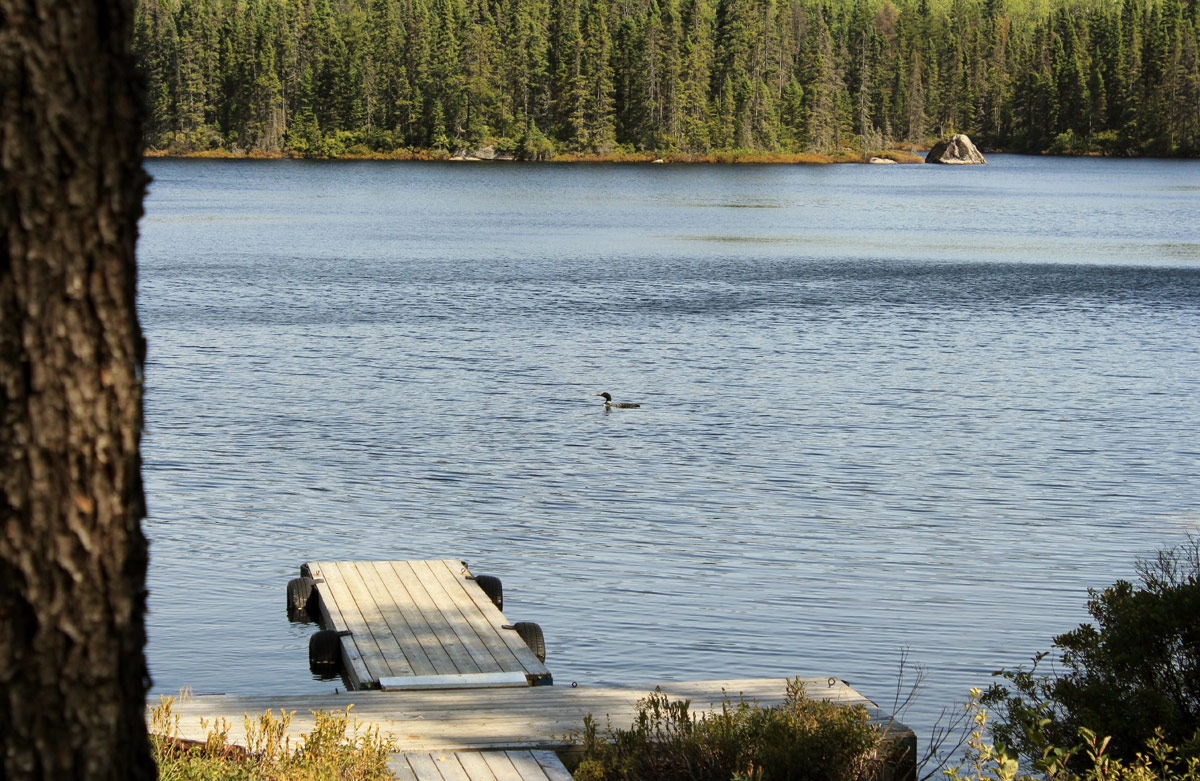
[[1, 0, 153, 778]]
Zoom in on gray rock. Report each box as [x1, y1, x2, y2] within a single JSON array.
[[924, 134, 987, 164], [452, 145, 498, 160]]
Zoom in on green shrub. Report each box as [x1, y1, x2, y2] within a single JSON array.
[[1048, 131, 1083, 155], [572, 678, 888, 781], [982, 538, 1200, 769], [947, 688, 1200, 781]]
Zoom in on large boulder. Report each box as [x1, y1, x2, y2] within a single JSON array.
[[925, 134, 987, 164]]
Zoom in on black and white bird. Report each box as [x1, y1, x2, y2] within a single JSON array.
[[597, 392, 640, 409]]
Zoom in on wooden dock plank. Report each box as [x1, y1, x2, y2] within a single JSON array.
[[306, 561, 373, 689], [454, 752, 499, 781], [428, 560, 551, 679], [427, 561, 549, 676], [379, 672, 531, 691], [388, 560, 484, 675], [481, 752, 524, 781], [388, 752, 566, 781], [390, 755, 420, 781], [351, 560, 428, 677], [366, 560, 449, 677], [507, 750, 569, 781], [318, 561, 397, 683], [428, 754, 473, 781], [157, 677, 910, 753], [401, 753, 443, 780], [337, 561, 413, 679], [531, 750, 574, 781], [411, 560, 506, 674]]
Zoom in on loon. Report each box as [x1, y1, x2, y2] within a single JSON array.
[[598, 392, 640, 409]]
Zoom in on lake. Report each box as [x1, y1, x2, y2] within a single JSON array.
[[138, 155, 1200, 752]]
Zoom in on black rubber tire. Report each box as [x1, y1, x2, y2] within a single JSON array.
[[513, 621, 546, 663], [309, 629, 344, 675], [287, 577, 315, 622], [475, 575, 503, 610]]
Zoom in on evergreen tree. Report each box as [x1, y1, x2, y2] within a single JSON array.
[[802, 7, 842, 150], [549, 0, 585, 142], [580, 0, 617, 149], [127, 0, 1200, 157], [133, 0, 178, 147], [678, 0, 714, 150]]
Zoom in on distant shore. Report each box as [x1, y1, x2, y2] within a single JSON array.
[[142, 148, 927, 165]]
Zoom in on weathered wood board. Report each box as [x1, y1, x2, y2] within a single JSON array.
[[389, 750, 572, 781], [302, 560, 552, 690], [154, 677, 913, 754]]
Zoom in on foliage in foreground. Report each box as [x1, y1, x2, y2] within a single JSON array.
[[947, 688, 1200, 781], [980, 537, 1200, 770], [572, 678, 893, 781], [149, 695, 396, 780]]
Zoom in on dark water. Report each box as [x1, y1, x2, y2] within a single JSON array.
[[139, 156, 1200, 749]]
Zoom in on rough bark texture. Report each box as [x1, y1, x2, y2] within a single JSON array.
[[0, 0, 153, 778]]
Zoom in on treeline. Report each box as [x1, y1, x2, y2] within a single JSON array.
[[133, 0, 1200, 158]]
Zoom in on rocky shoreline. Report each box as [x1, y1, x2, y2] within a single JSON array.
[[144, 146, 927, 164]]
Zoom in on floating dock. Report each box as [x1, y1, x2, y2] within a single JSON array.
[[292, 560, 551, 691], [157, 559, 916, 780]]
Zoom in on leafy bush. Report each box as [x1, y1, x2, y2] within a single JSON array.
[[982, 538, 1200, 768], [316, 130, 364, 159], [1048, 131, 1084, 155], [947, 688, 1200, 781], [150, 694, 396, 780], [572, 678, 890, 781]]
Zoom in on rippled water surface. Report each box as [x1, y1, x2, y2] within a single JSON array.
[[140, 156, 1200, 746]]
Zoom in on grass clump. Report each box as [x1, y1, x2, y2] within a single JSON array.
[[150, 694, 396, 780], [573, 677, 890, 781]]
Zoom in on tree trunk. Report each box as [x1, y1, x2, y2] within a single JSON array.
[[0, 0, 154, 778]]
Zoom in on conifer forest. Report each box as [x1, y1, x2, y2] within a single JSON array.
[[134, 0, 1200, 157]]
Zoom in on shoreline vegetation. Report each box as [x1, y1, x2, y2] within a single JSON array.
[[142, 146, 927, 163], [134, 0, 1200, 165], [151, 695, 396, 780]]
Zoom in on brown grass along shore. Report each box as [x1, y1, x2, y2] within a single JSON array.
[[143, 147, 925, 164]]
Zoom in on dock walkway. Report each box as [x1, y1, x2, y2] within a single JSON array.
[[161, 677, 912, 773], [160, 559, 916, 779], [296, 560, 551, 691]]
